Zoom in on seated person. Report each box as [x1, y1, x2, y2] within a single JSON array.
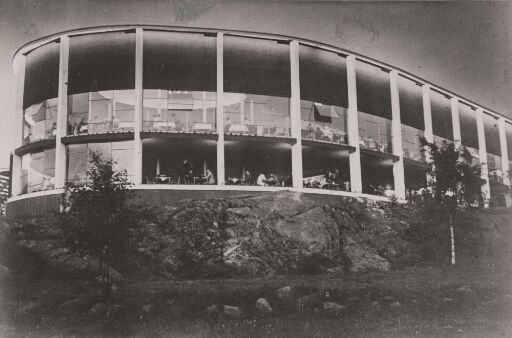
[[256, 173, 267, 186], [180, 159, 193, 184], [205, 169, 216, 185], [322, 126, 334, 142], [266, 173, 279, 186], [244, 170, 254, 185]]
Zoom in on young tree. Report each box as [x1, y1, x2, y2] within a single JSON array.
[[59, 151, 139, 315], [421, 140, 484, 264]]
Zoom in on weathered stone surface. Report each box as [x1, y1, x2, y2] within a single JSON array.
[[255, 298, 273, 314], [10, 190, 413, 278]]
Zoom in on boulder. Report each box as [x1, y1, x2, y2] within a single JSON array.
[[323, 301, 345, 314], [223, 305, 242, 318], [206, 304, 219, 317], [0, 264, 13, 281], [88, 303, 106, 317], [255, 298, 273, 314], [344, 242, 390, 272], [276, 286, 293, 299], [142, 304, 154, 313], [55, 298, 85, 316]]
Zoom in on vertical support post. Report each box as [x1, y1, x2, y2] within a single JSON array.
[[422, 84, 435, 190], [390, 71, 406, 199], [476, 108, 490, 206], [346, 55, 362, 193], [11, 54, 26, 196], [498, 117, 510, 186], [450, 97, 462, 150], [202, 91, 207, 123], [216, 32, 225, 185], [422, 85, 434, 144], [290, 40, 303, 188], [54, 36, 69, 189], [134, 28, 144, 184]]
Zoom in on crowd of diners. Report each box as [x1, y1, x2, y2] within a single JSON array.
[[151, 159, 216, 185], [301, 123, 347, 144]]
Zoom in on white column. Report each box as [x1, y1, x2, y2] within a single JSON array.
[[390, 71, 405, 199], [476, 108, 491, 204], [216, 32, 225, 185], [450, 97, 462, 150], [290, 40, 303, 188], [422, 85, 434, 144], [346, 55, 362, 193], [421, 84, 436, 191], [11, 54, 26, 196], [134, 28, 143, 184], [54, 36, 69, 189], [202, 91, 207, 123], [498, 117, 510, 186]]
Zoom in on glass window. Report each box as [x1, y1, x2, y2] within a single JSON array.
[[223, 36, 291, 137], [459, 103, 479, 149], [19, 149, 55, 194], [143, 90, 216, 133], [299, 45, 348, 144], [143, 31, 216, 91], [506, 122, 512, 160], [67, 90, 135, 135], [23, 98, 58, 144], [23, 40, 60, 110], [398, 76, 425, 161], [224, 36, 290, 98], [356, 61, 391, 120], [68, 31, 135, 95], [431, 89, 453, 141], [142, 31, 217, 133], [356, 61, 392, 153], [66, 141, 134, 185], [483, 113, 501, 156], [398, 76, 424, 130]]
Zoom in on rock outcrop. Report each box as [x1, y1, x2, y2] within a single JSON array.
[[8, 191, 414, 278]]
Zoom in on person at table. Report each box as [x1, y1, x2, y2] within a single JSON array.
[[244, 170, 254, 185], [266, 173, 279, 186], [224, 117, 232, 133], [78, 118, 88, 134], [180, 159, 193, 184], [205, 168, 216, 185], [257, 173, 267, 186], [322, 125, 334, 142]]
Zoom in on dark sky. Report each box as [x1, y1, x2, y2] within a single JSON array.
[[0, 0, 511, 168]]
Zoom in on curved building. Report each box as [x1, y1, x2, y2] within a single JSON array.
[[6, 26, 512, 217]]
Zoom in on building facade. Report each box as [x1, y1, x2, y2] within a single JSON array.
[[6, 26, 512, 217]]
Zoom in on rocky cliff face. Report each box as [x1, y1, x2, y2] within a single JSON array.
[[6, 191, 415, 279], [132, 191, 412, 277]]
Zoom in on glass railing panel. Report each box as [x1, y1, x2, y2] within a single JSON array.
[[142, 89, 216, 133], [300, 100, 348, 145], [402, 125, 425, 162], [23, 98, 58, 144], [358, 111, 392, 154], [223, 93, 290, 137], [67, 90, 135, 135], [19, 149, 55, 194]]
